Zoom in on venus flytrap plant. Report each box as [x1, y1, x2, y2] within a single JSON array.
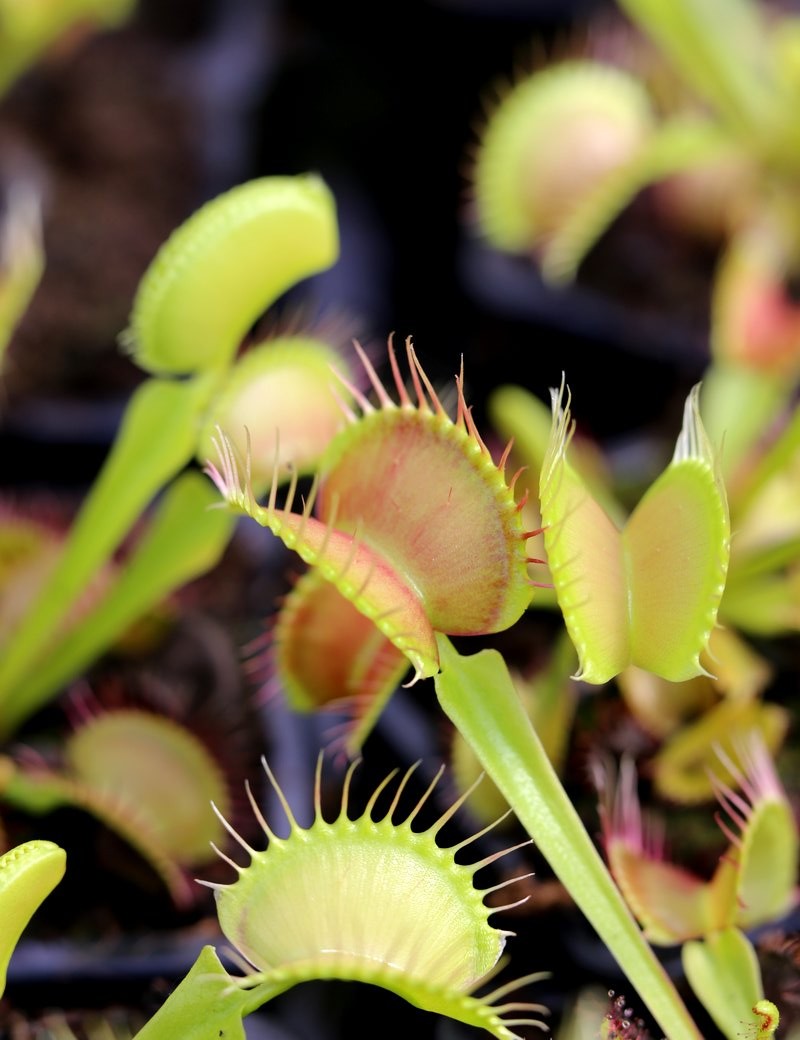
[[202, 345, 737, 1039], [648, 696, 790, 804], [468, 57, 656, 260], [136, 757, 551, 1040], [268, 567, 411, 754], [0, 173, 345, 737]]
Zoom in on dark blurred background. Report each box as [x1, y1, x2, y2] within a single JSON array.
[[0, 0, 709, 493]]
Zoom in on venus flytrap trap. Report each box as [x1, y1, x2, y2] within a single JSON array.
[[0, 699, 234, 907], [486, 371, 792, 805], [136, 757, 551, 1040], [267, 566, 411, 754], [205, 336, 536, 752], [468, 57, 656, 260], [539, 378, 730, 684]]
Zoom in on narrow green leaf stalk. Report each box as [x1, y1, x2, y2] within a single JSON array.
[[434, 636, 703, 1040]]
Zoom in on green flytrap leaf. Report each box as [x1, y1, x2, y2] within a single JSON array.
[[0, 373, 217, 734], [126, 174, 339, 375], [0, 839, 65, 997], [539, 379, 730, 684], [448, 629, 579, 829]]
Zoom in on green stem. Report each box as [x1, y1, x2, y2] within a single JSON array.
[[434, 636, 702, 1040], [0, 373, 218, 734], [0, 472, 235, 734]]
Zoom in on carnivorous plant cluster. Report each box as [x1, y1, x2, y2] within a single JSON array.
[[1, 2, 798, 1037]]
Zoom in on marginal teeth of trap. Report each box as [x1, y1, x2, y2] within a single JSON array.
[[200, 756, 549, 1037]]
